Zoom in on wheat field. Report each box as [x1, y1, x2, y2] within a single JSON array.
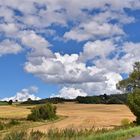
[[0, 103, 135, 132], [0, 105, 30, 119], [34, 103, 135, 132]]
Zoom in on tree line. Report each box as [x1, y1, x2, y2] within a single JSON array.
[[76, 93, 127, 104], [20, 93, 128, 105]]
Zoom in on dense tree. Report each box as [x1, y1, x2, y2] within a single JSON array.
[[127, 88, 140, 124], [15, 100, 18, 102], [117, 62, 140, 124], [76, 94, 127, 104], [27, 98, 32, 102], [117, 62, 140, 92], [8, 100, 13, 105]]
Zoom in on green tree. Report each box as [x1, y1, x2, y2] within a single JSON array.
[[8, 100, 13, 105], [117, 62, 140, 124], [117, 62, 140, 92], [127, 88, 140, 124]]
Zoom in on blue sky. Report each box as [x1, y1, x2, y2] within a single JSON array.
[[0, 53, 60, 99], [0, 0, 140, 101]]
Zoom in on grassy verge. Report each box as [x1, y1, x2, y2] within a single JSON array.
[[2, 125, 140, 140], [0, 115, 67, 136], [85, 126, 140, 140]]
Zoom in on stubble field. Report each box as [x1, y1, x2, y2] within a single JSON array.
[[0, 102, 135, 133]]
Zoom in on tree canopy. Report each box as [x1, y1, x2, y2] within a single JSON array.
[[117, 62, 140, 124], [117, 62, 140, 92]]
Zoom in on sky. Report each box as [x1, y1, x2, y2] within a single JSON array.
[[0, 0, 140, 101]]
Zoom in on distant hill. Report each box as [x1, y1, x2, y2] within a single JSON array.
[[21, 93, 128, 105]]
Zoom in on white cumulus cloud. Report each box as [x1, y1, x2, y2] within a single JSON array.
[[0, 39, 22, 56], [52, 87, 87, 99], [24, 53, 106, 84], [2, 86, 40, 102], [0, 0, 140, 99]]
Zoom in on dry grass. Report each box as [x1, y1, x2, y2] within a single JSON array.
[[0, 103, 137, 139], [32, 103, 135, 132], [0, 105, 30, 119], [0, 103, 135, 133]]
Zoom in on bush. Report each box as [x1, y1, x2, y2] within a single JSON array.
[[0, 122, 4, 130], [27, 103, 57, 121], [9, 119, 20, 126], [121, 119, 130, 127], [127, 88, 140, 124]]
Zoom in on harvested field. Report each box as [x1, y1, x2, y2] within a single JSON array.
[[0, 103, 135, 133], [32, 103, 135, 132], [0, 105, 30, 119]]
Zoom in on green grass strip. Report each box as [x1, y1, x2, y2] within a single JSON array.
[[85, 126, 140, 140]]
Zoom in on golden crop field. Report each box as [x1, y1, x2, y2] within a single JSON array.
[[0, 103, 135, 133], [0, 105, 31, 119], [34, 103, 135, 132]]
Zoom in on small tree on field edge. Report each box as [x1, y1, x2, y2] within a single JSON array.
[[8, 100, 13, 105]]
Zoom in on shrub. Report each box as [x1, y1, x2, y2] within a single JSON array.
[[0, 120, 20, 131], [9, 119, 20, 126], [27, 103, 57, 121], [127, 88, 140, 124], [0, 122, 4, 130], [121, 119, 130, 127]]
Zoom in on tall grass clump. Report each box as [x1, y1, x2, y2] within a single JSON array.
[[46, 126, 109, 140], [29, 130, 45, 140], [2, 127, 108, 140], [3, 131, 27, 140], [27, 103, 57, 121], [8, 119, 20, 126], [0, 120, 20, 131], [3, 131, 45, 140], [3, 126, 140, 140], [0, 122, 4, 130]]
